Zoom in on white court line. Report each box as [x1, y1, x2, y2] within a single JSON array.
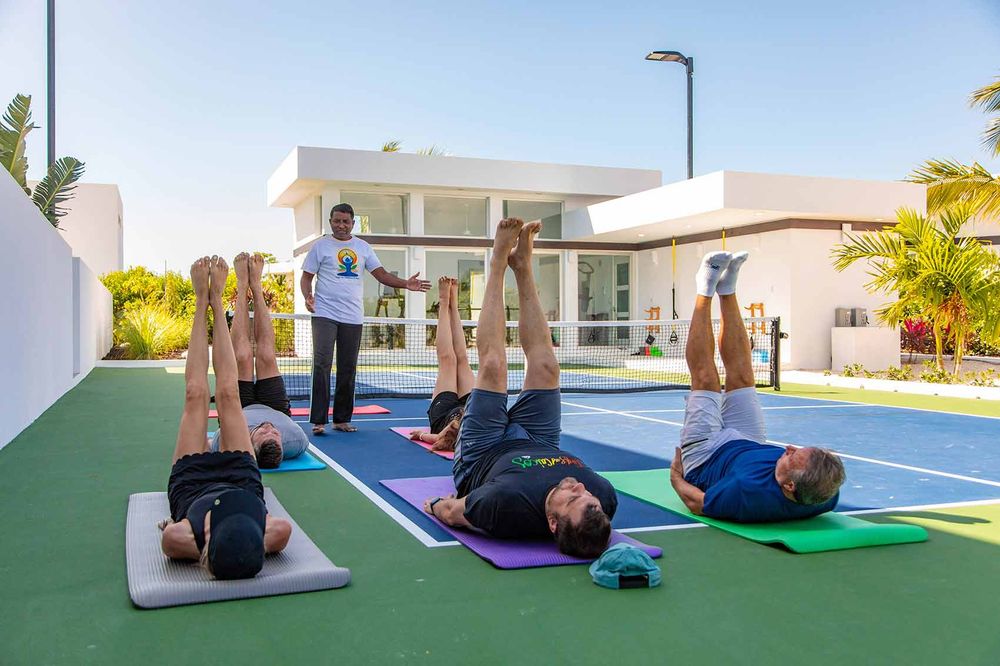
[[306, 444, 459, 548], [766, 389, 1000, 421], [293, 411, 601, 424], [561, 400, 1000, 489], [619, 404, 868, 414]]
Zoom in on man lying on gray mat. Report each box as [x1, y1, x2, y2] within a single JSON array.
[[159, 256, 292, 579], [669, 250, 845, 522], [422, 218, 618, 559], [209, 252, 308, 468]]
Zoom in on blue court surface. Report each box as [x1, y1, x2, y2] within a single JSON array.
[[295, 390, 1000, 545]]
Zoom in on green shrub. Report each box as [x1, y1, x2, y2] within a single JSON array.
[[968, 338, 1000, 358], [116, 304, 189, 359], [842, 363, 866, 378], [102, 266, 164, 315], [883, 365, 913, 381], [919, 360, 954, 384], [964, 369, 998, 387]]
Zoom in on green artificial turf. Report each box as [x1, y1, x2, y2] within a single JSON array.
[[0, 369, 998, 665]]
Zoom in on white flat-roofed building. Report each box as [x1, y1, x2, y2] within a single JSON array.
[[268, 147, 926, 370]]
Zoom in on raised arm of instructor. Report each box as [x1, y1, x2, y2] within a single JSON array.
[[300, 269, 430, 313]]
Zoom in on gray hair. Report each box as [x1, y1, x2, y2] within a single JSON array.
[[791, 448, 846, 505]]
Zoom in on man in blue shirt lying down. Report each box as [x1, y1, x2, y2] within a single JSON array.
[[669, 251, 846, 523]]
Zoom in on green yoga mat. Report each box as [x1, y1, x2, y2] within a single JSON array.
[[601, 469, 928, 553]]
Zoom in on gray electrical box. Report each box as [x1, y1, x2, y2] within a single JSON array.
[[835, 308, 868, 327]]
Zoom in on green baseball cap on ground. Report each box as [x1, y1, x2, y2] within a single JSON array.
[[589, 543, 662, 589]]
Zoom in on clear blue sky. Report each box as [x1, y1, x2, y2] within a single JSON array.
[[2, 0, 998, 272]]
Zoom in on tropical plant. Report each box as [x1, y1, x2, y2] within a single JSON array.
[[379, 140, 449, 156], [0, 94, 85, 227], [115, 303, 189, 359], [831, 205, 1000, 374], [381, 140, 402, 152], [901, 317, 932, 358], [907, 76, 1000, 218]]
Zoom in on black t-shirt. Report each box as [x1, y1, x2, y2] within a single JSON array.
[[462, 440, 618, 538]]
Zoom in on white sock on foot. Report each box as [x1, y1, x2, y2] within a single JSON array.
[[695, 251, 732, 297], [716, 251, 749, 296]]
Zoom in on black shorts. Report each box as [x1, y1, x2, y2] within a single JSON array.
[[167, 451, 264, 522], [428, 391, 469, 434], [238, 375, 291, 417]]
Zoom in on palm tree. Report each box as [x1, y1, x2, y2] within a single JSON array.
[[0, 93, 85, 228], [381, 140, 402, 152], [831, 205, 1000, 374], [907, 76, 1000, 218], [379, 140, 449, 156]]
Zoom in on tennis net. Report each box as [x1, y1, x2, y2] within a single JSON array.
[[253, 313, 782, 400]]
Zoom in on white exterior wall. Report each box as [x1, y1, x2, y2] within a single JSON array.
[[0, 171, 112, 449], [74, 258, 114, 376], [53, 183, 123, 277], [635, 226, 892, 370]]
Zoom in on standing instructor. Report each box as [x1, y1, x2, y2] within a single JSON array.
[[301, 203, 430, 434]]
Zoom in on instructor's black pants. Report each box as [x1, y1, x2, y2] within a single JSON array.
[[310, 316, 363, 425]]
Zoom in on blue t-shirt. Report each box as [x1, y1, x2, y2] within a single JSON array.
[[685, 439, 838, 522]]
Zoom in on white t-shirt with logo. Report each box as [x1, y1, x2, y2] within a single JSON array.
[[302, 236, 382, 324]]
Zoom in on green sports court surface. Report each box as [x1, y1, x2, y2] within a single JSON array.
[[1, 368, 999, 664]]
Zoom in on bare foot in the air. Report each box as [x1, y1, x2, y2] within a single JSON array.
[[492, 217, 523, 262], [249, 253, 265, 286], [509, 220, 541, 272], [191, 257, 210, 301], [209, 255, 228, 303], [333, 422, 358, 433], [449, 277, 459, 302], [438, 276, 451, 306]]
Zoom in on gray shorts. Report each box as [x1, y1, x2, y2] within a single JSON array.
[[452, 388, 561, 493], [679, 387, 766, 476]]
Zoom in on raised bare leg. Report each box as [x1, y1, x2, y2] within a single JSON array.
[[249, 253, 280, 381], [449, 278, 475, 396], [476, 218, 523, 393], [172, 257, 212, 463], [231, 252, 254, 382], [433, 276, 458, 397], [718, 252, 754, 390], [509, 221, 557, 390], [209, 256, 254, 456]]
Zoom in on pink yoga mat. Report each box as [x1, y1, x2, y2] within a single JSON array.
[[208, 404, 390, 419], [381, 475, 663, 569], [390, 426, 455, 460]]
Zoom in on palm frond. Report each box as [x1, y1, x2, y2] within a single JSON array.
[[907, 159, 1000, 218], [979, 116, 1000, 159], [31, 157, 85, 228], [969, 77, 1000, 114], [0, 94, 37, 193], [381, 140, 402, 152]]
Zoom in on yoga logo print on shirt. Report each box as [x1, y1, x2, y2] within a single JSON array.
[[337, 249, 360, 277], [511, 454, 585, 470]]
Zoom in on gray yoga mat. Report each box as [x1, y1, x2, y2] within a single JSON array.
[[126, 488, 351, 609]]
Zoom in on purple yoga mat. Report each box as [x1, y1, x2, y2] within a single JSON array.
[[381, 475, 663, 569]]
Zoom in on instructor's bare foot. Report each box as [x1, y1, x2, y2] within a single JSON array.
[[312, 424, 326, 435], [249, 253, 265, 285], [191, 257, 210, 301], [509, 220, 541, 271], [492, 217, 523, 260], [438, 276, 451, 304], [209, 255, 228, 303], [333, 423, 358, 433]]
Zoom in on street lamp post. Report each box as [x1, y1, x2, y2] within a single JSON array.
[[645, 50, 694, 179]]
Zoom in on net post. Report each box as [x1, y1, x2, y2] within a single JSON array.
[[772, 316, 781, 391]]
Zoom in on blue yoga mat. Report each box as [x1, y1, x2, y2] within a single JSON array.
[[205, 433, 326, 473], [261, 450, 327, 474]]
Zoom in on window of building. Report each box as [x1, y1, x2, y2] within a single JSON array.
[[578, 254, 631, 345], [342, 192, 408, 235], [503, 253, 561, 322], [424, 196, 488, 237], [425, 250, 487, 321], [503, 200, 562, 239], [362, 248, 406, 348]]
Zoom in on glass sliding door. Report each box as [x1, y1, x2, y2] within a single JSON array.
[[577, 254, 631, 346], [362, 248, 406, 348]]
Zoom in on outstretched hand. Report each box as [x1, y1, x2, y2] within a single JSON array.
[[405, 272, 432, 292]]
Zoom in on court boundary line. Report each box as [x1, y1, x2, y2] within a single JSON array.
[[306, 444, 459, 548], [765, 388, 1000, 421], [560, 400, 1000, 489]]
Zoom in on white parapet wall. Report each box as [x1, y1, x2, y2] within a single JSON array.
[[0, 171, 113, 450]]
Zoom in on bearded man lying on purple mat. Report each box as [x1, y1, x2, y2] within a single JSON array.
[[422, 218, 618, 559]]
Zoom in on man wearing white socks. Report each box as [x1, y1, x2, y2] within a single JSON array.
[[669, 251, 846, 522]]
